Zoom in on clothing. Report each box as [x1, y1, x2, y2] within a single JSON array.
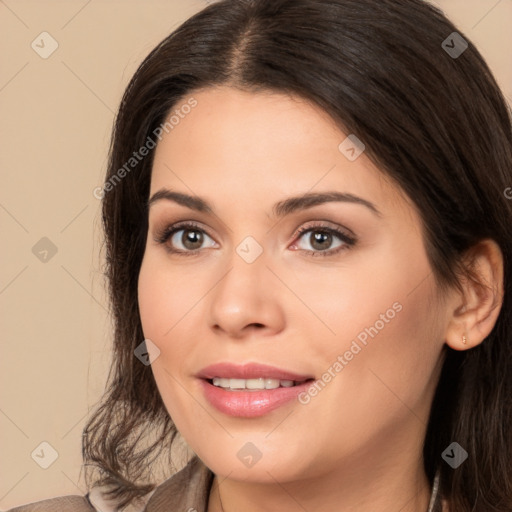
[[5, 456, 214, 512]]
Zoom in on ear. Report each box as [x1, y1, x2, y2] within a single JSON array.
[[444, 239, 504, 351]]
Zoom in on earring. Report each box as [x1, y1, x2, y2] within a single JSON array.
[[462, 334, 467, 345]]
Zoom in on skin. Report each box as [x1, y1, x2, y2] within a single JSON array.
[[137, 86, 503, 512]]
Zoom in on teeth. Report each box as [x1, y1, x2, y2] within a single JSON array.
[[265, 378, 280, 389], [246, 378, 266, 390], [212, 377, 298, 390], [229, 378, 246, 389]]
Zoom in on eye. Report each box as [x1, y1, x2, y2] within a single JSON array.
[[154, 221, 217, 255], [290, 222, 357, 257], [154, 220, 357, 258]]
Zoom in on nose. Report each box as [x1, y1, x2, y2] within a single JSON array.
[[207, 247, 286, 339]]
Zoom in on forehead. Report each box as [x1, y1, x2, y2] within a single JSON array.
[[154, 86, 346, 166], [150, 86, 408, 216]]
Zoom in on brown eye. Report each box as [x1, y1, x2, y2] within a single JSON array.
[[178, 229, 204, 250], [291, 223, 357, 257], [155, 221, 217, 255], [308, 231, 334, 251]]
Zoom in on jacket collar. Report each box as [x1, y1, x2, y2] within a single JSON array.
[[145, 455, 214, 512]]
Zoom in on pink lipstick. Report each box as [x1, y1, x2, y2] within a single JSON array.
[[197, 362, 315, 417]]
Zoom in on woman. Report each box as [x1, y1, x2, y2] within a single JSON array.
[[9, 0, 511, 511]]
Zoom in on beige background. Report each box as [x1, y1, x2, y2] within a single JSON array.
[[1, 0, 511, 508]]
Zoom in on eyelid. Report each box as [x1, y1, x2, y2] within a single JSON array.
[[291, 219, 356, 239], [153, 220, 216, 246]]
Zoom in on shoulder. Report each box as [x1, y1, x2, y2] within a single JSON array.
[[89, 455, 214, 512], [3, 495, 94, 512], [3, 456, 214, 512]]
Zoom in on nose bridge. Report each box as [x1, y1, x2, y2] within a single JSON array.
[[234, 234, 266, 266], [216, 235, 269, 311], [207, 235, 284, 336]]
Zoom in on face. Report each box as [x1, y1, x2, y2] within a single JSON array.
[[138, 86, 448, 483]]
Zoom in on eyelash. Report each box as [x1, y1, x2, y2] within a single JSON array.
[[154, 220, 357, 258]]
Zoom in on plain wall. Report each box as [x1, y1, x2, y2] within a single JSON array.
[[1, 0, 511, 508]]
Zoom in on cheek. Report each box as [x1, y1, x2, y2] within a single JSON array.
[[296, 283, 442, 465], [285, 249, 425, 357], [138, 259, 166, 342], [138, 252, 195, 340], [324, 276, 442, 430], [137, 252, 213, 389], [137, 256, 195, 420], [137, 255, 186, 362], [297, 239, 442, 414]]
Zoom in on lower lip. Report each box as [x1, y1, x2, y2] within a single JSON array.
[[199, 379, 314, 418]]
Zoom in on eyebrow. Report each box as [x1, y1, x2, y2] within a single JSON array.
[[148, 188, 381, 217]]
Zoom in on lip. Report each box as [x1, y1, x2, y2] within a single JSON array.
[[196, 363, 315, 418], [196, 362, 314, 381]]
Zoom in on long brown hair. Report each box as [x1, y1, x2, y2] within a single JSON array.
[[83, 0, 512, 509]]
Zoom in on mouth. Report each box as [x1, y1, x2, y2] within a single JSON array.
[[196, 363, 316, 417], [206, 377, 314, 391]]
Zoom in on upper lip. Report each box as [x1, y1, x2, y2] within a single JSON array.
[[197, 362, 314, 381]]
